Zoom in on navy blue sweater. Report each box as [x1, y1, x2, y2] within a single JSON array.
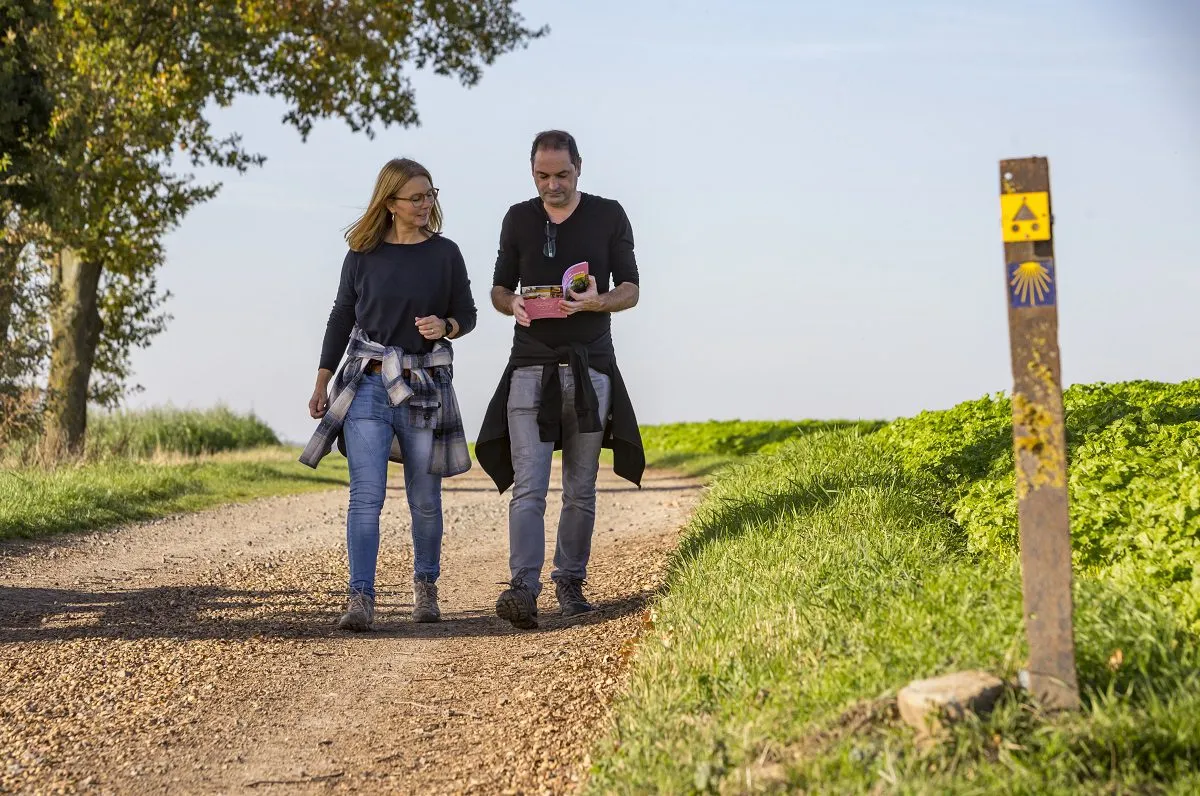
[[320, 234, 477, 371]]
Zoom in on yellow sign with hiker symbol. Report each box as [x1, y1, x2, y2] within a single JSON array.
[[1000, 191, 1051, 242]]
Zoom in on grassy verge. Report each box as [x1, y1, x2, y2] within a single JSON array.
[[640, 419, 885, 478], [0, 447, 349, 540], [85, 405, 280, 458], [590, 381, 1200, 793]]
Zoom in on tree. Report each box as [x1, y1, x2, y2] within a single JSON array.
[[0, 0, 52, 229], [25, 1, 546, 456], [0, 0, 53, 451], [1, 0, 52, 343], [0, 243, 49, 452]]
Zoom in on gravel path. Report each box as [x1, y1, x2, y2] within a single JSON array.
[[1, 463, 702, 794]]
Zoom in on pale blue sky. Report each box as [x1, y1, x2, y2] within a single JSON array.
[[127, 0, 1200, 444]]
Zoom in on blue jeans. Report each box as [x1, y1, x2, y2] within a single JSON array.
[[507, 365, 612, 597], [343, 372, 442, 598]]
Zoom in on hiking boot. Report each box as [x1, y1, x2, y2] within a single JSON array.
[[337, 590, 375, 631], [554, 577, 595, 617], [412, 577, 441, 623], [495, 570, 538, 630]]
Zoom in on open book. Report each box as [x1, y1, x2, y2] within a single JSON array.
[[521, 261, 589, 321]]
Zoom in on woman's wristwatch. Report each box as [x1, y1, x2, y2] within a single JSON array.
[[443, 318, 454, 338]]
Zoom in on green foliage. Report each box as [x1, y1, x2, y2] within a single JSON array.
[[2, 405, 280, 465], [0, 243, 48, 445], [593, 381, 1200, 792], [881, 379, 1200, 627], [84, 406, 279, 459], [5, 1, 547, 448], [89, 267, 172, 407], [0, 2, 54, 440], [237, 0, 549, 139], [0, 0, 53, 210]]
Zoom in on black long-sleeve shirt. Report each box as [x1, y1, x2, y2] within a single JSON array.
[[319, 235, 477, 371], [492, 193, 639, 350]]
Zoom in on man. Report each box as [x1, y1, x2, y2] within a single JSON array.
[[475, 130, 645, 630]]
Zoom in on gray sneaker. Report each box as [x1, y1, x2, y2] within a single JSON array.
[[412, 577, 441, 623], [554, 577, 595, 617], [337, 590, 375, 631], [495, 570, 538, 630]]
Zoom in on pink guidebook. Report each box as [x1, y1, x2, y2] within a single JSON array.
[[521, 262, 590, 321]]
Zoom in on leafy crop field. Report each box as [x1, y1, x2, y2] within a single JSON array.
[[593, 380, 1200, 793]]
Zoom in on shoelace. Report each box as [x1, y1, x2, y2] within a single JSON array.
[[415, 581, 436, 604], [558, 579, 587, 603], [498, 567, 536, 591], [348, 592, 372, 614]]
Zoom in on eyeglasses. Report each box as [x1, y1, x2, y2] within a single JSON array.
[[392, 188, 439, 207], [543, 221, 557, 258]]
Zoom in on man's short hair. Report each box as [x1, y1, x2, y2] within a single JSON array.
[[530, 130, 581, 168]]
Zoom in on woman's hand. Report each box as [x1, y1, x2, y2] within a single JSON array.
[[416, 315, 449, 339], [309, 370, 333, 418]]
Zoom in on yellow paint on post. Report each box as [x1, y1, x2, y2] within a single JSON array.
[[1001, 191, 1051, 242], [1011, 396, 1067, 499]]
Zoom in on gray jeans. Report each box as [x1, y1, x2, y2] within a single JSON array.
[[507, 365, 612, 596]]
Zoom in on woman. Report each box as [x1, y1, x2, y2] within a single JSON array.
[[300, 158, 477, 631]]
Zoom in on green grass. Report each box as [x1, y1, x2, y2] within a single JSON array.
[[640, 419, 886, 477], [0, 446, 349, 540], [590, 381, 1200, 794], [1, 407, 343, 539], [1, 406, 281, 465], [85, 405, 280, 458]]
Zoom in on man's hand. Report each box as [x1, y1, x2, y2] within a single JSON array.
[[415, 315, 448, 339], [510, 295, 531, 327], [560, 275, 602, 315], [491, 286, 530, 326]]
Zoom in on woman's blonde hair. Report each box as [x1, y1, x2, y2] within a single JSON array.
[[345, 158, 443, 252]]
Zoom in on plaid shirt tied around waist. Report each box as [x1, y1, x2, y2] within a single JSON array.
[[299, 326, 471, 476]]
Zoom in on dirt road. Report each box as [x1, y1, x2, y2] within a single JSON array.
[[1, 463, 701, 794]]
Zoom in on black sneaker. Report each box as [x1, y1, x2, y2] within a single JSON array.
[[496, 571, 538, 630], [554, 577, 595, 617]]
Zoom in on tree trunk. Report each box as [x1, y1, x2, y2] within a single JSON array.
[[42, 248, 102, 459], [0, 234, 20, 350]]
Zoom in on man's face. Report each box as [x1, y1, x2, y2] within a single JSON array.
[[532, 148, 580, 208]]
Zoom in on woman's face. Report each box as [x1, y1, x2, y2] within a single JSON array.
[[387, 175, 435, 229]]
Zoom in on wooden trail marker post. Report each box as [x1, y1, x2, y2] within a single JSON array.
[[999, 156, 1080, 711]]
